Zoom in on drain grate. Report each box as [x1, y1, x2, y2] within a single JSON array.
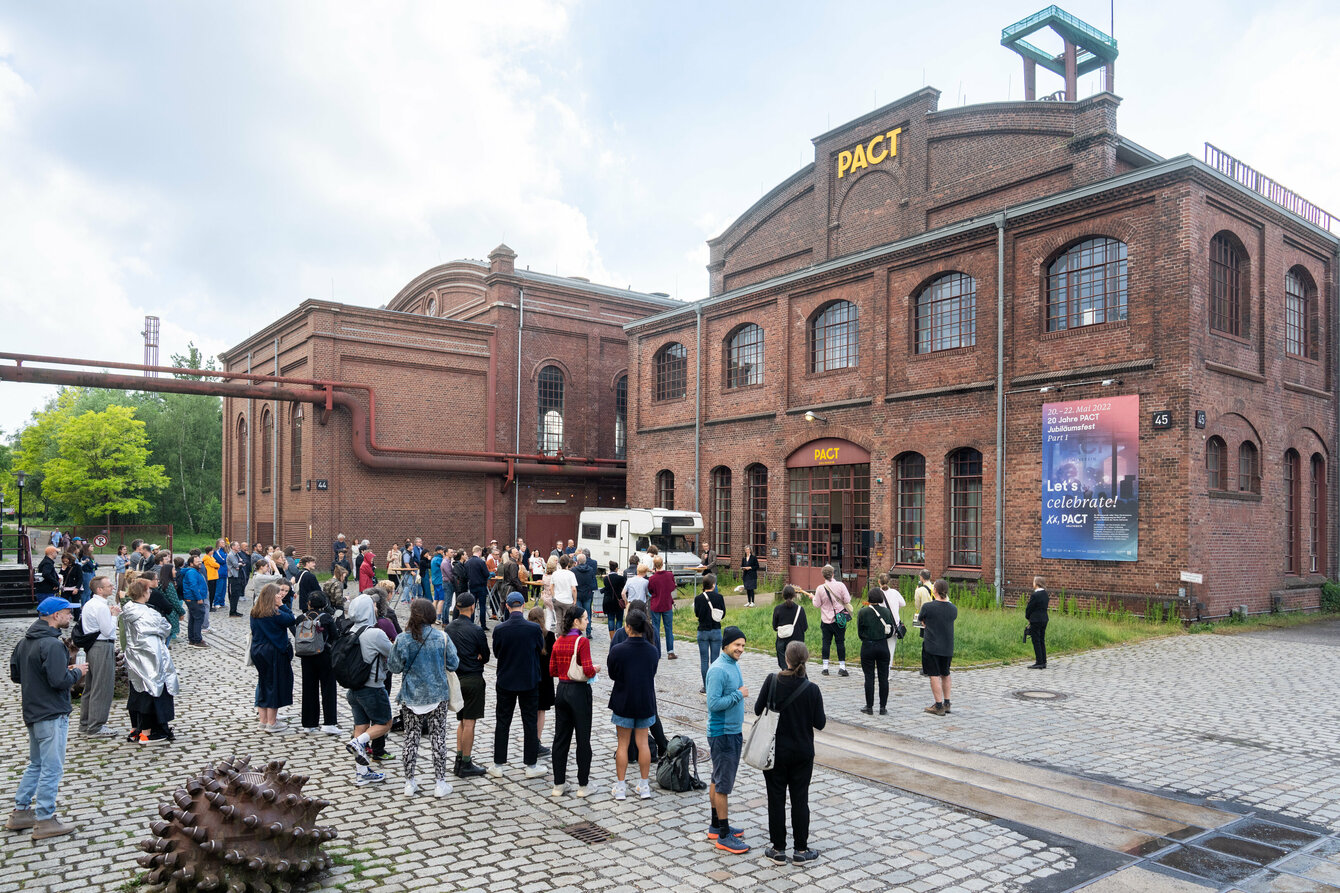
[[1011, 689, 1069, 702], [561, 821, 612, 844]]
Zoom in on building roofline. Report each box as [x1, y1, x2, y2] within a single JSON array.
[[513, 269, 684, 309], [810, 86, 941, 145]]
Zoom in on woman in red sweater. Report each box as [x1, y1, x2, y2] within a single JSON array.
[[547, 604, 600, 798]]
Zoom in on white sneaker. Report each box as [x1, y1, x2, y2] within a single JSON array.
[[403, 779, 419, 797], [486, 764, 505, 779], [321, 725, 342, 736], [434, 780, 453, 798], [612, 780, 627, 801], [300, 726, 320, 734], [551, 783, 568, 798], [93, 726, 122, 737], [636, 779, 652, 800], [575, 785, 590, 798], [524, 764, 546, 779]]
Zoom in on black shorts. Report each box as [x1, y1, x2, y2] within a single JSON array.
[[921, 652, 952, 677], [457, 673, 486, 721]]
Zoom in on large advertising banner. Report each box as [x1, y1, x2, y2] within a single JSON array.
[[1041, 394, 1139, 561]]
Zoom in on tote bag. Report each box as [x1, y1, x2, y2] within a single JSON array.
[[743, 674, 809, 771], [446, 670, 465, 713]]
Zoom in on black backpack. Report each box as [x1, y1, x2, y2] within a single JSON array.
[[71, 616, 101, 651], [331, 619, 373, 688], [655, 734, 707, 792]]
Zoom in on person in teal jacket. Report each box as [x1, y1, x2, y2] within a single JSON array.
[[704, 626, 750, 855]]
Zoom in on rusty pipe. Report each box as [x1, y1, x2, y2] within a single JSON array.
[[0, 363, 623, 479]]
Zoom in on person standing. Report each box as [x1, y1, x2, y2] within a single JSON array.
[[572, 549, 598, 638], [179, 554, 210, 647], [114, 545, 131, 594], [700, 542, 717, 573], [332, 534, 349, 575], [358, 546, 377, 591], [6, 596, 86, 839], [772, 585, 808, 670], [622, 561, 650, 607], [430, 546, 447, 622], [526, 606, 556, 756], [740, 545, 761, 608], [201, 545, 220, 613], [549, 554, 578, 619], [601, 560, 626, 636], [917, 580, 958, 716], [250, 583, 298, 732], [342, 594, 393, 785], [694, 573, 725, 694], [705, 626, 750, 854], [226, 541, 247, 616], [296, 592, 341, 735], [856, 588, 896, 715], [606, 608, 658, 800], [391, 598, 460, 798], [488, 593, 546, 779], [1026, 576, 1049, 669], [210, 540, 228, 609], [77, 576, 120, 737], [76, 544, 96, 606], [122, 579, 178, 744], [465, 546, 491, 630], [810, 564, 851, 676], [547, 604, 600, 798], [756, 641, 825, 866], [646, 556, 678, 660], [33, 546, 59, 597], [444, 593, 489, 778], [59, 553, 82, 606]]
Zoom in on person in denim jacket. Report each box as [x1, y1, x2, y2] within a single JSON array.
[[391, 598, 461, 798]]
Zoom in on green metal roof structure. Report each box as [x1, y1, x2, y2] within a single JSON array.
[[1002, 6, 1118, 99]]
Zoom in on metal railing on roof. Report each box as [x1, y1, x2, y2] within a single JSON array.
[[1002, 5, 1118, 54], [1205, 143, 1337, 233]]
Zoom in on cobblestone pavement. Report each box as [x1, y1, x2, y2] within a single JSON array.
[[1, 608, 1337, 892]]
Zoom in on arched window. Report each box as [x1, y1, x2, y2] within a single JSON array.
[[1284, 449, 1300, 574], [1209, 233, 1245, 337], [260, 408, 273, 491], [1205, 436, 1226, 490], [654, 343, 687, 401], [746, 463, 768, 555], [426, 296, 437, 316], [614, 375, 628, 460], [537, 365, 564, 455], [724, 324, 764, 389], [915, 273, 976, 353], [1285, 267, 1316, 358], [895, 452, 926, 565], [711, 466, 732, 556], [809, 301, 858, 372], [1046, 237, 1128, 332], [1311, 453, 1326, 574], [235, 416, 248, 494], [948, 448, 982, 568], [656, 470, 675, 510], [1237, 441, 1259, 494], [289, 405, 303, 489]]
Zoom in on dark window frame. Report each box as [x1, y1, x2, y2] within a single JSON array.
[[289, 405, 303, 490], [1285, 449, 1300, 574], [1237, 441, 1260, 494], [260, 408, 274, 492], [1285, 268, 1315, 359], [724, 323, 764, 389], [1310, 453, 1325, 574], [537, 365, 565, 456], [746, 464, 768, 556], [235, 416, 248, 495], [915, 272, 977, 354], [1046, 237, 1129, 333], [809, 300, 859, 373], [894, 452, 926, 566], [711, 466, 732, 557], [653, 343, 688, 402], [1206, 436, 1227, 491], [948, 448, 983, 568], [656, 469, 675, 510], [614, 375, 628, 460], [1209, 233, 1246, 338]]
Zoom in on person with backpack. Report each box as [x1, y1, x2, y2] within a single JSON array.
[[755, 641, 825, 865], [857, 587, 897, 715], [390, 598, 460, 798], [601, 560, 626, 636], [772, 585, 808, 670], [295, 591, 340, 735], [339, 593, 394, 785], [605, 606, 657, 801], [705, 626, 750, 854], [250, 582, 298, 733], [548, 604, 600, 799], [810, 564, 852, 677]]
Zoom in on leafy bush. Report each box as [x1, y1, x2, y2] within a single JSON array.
[[1322, 580, 1340, 614]]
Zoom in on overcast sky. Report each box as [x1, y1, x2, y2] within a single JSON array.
[[1, 0, 1336, 435]]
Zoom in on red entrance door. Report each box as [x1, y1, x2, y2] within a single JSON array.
[[525, 513, 579, 556], [786, 439, 871, 594]]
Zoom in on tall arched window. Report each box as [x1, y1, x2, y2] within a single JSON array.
[[1046, 237, 1128, 332], [235, 416, 248, 494], [915, 273, 976, 353], [537, 365, 564, 455], [614, 375, 628, 460], [948, 448, 982, 568], [746, 463, 768, 555], [724, 324, 764, 389], [711, 466, 732, 556], [1311, 453, 1326, 574], [1285, 267, 1316, 358], [895, 452, 926, 565], [1237, 441, 1259, 494], [289, 405, 303, 490], [1209, 233, 1245, 337], [260, 408, 274, 491], [654, 343, 687, 401], [1205, 436, 1226, 490], [809, 301, 858, 372], [1284, 449, 1300, 574], [656, 470, 675, 510]]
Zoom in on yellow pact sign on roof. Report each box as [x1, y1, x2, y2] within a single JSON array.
[[836, 127, 902, 179]]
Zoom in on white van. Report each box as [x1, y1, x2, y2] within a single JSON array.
[[577, 508, 704, 583]]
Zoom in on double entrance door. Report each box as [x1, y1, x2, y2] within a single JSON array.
[[787, 462, 870, 594]]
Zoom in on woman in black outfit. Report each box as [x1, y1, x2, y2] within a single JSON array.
[[297, 592, 340, 734], [755, 640, 825, 865], [771, 584, 808, 669], [740, 545, 761, 607], [601, 561, 626, 636], [856, 587, 897, 715]]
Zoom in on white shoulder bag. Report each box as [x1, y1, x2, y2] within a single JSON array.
[[776, 602, 802, 639], [744, 674, 810, 771]]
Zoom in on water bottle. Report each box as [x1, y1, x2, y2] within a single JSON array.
[[76, 648, 85, 665]]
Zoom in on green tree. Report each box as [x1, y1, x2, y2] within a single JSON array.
[[42, 406, 169, 524], [3, 389, 85, 519]]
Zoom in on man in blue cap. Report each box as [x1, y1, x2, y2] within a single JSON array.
[[488, 591, 545, 779], [7, 597, 87, 840]]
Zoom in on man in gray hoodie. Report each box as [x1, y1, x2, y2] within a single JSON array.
[[343, 593, 394, 785], [7, 597, 87, 840]]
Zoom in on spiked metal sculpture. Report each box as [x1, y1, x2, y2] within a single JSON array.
[[137, 755, 338, 893]]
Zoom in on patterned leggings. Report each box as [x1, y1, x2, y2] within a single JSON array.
[[402, 702, 453, 782]]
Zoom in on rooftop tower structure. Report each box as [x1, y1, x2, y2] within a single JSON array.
[[1002, 5, 1119, 101]]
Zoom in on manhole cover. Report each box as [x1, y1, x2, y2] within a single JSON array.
[[561, 821, 612, 844], [1011, 689, 1069, 702]]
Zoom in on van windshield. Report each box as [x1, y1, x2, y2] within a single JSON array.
[[635, 535, 692, 553]]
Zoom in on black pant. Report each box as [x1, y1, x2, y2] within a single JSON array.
[[820, 621, 847, 661], [776, 638, 790, 670], [551, 682, 593, 785], [1030, 621, 1048, 666], [228, 576, 245, 614], [493, 686, 539, 767], [746, 588, 755, 605], [300, 652, 337, 728], [470, 586, 489, 630], [861, 641, 891, 709], [763, 753, 813, 851]]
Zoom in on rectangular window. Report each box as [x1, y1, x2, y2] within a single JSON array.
[[606, 524, 617, 539], [950, 450, 983, 568], [896, 455, 926, 565], [581, 523, 601, 540], [711, 469, 732, 557], [748, 466, 768, 556], [1285, 452, 1299, 574]]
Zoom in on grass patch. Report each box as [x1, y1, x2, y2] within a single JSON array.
[[1189, 610, 1331, 635]]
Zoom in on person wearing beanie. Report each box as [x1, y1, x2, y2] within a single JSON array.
[[705, 625, 750, 854]]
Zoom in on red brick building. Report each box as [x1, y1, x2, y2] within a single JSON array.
[[624, 86, 1337, 617], [219, 245, 677, 558]]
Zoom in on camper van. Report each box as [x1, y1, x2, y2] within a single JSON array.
[[577, 508, 704, 583]]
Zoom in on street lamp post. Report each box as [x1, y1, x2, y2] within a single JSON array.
[[15, 470, 26, 541], [0, 492, 5, 562]]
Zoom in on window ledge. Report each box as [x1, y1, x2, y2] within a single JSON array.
[[289, 485, 302, 492], [1209, 328, 1252, 346], [944, 568, 983, 581], [1283, 574, 1327, 589], [1284, 352, 1320, 367], [723, 382, 766, 394], [260, 487, 271, 494], [1208, 489, 1261, 502], [651, 395, 689, 405], [910, 343, 977, 360], [805, 365, 860, 380], [1041, 318, 1129, 341]]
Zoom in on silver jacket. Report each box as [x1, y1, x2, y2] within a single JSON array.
[[121, 601, 180, 698]]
